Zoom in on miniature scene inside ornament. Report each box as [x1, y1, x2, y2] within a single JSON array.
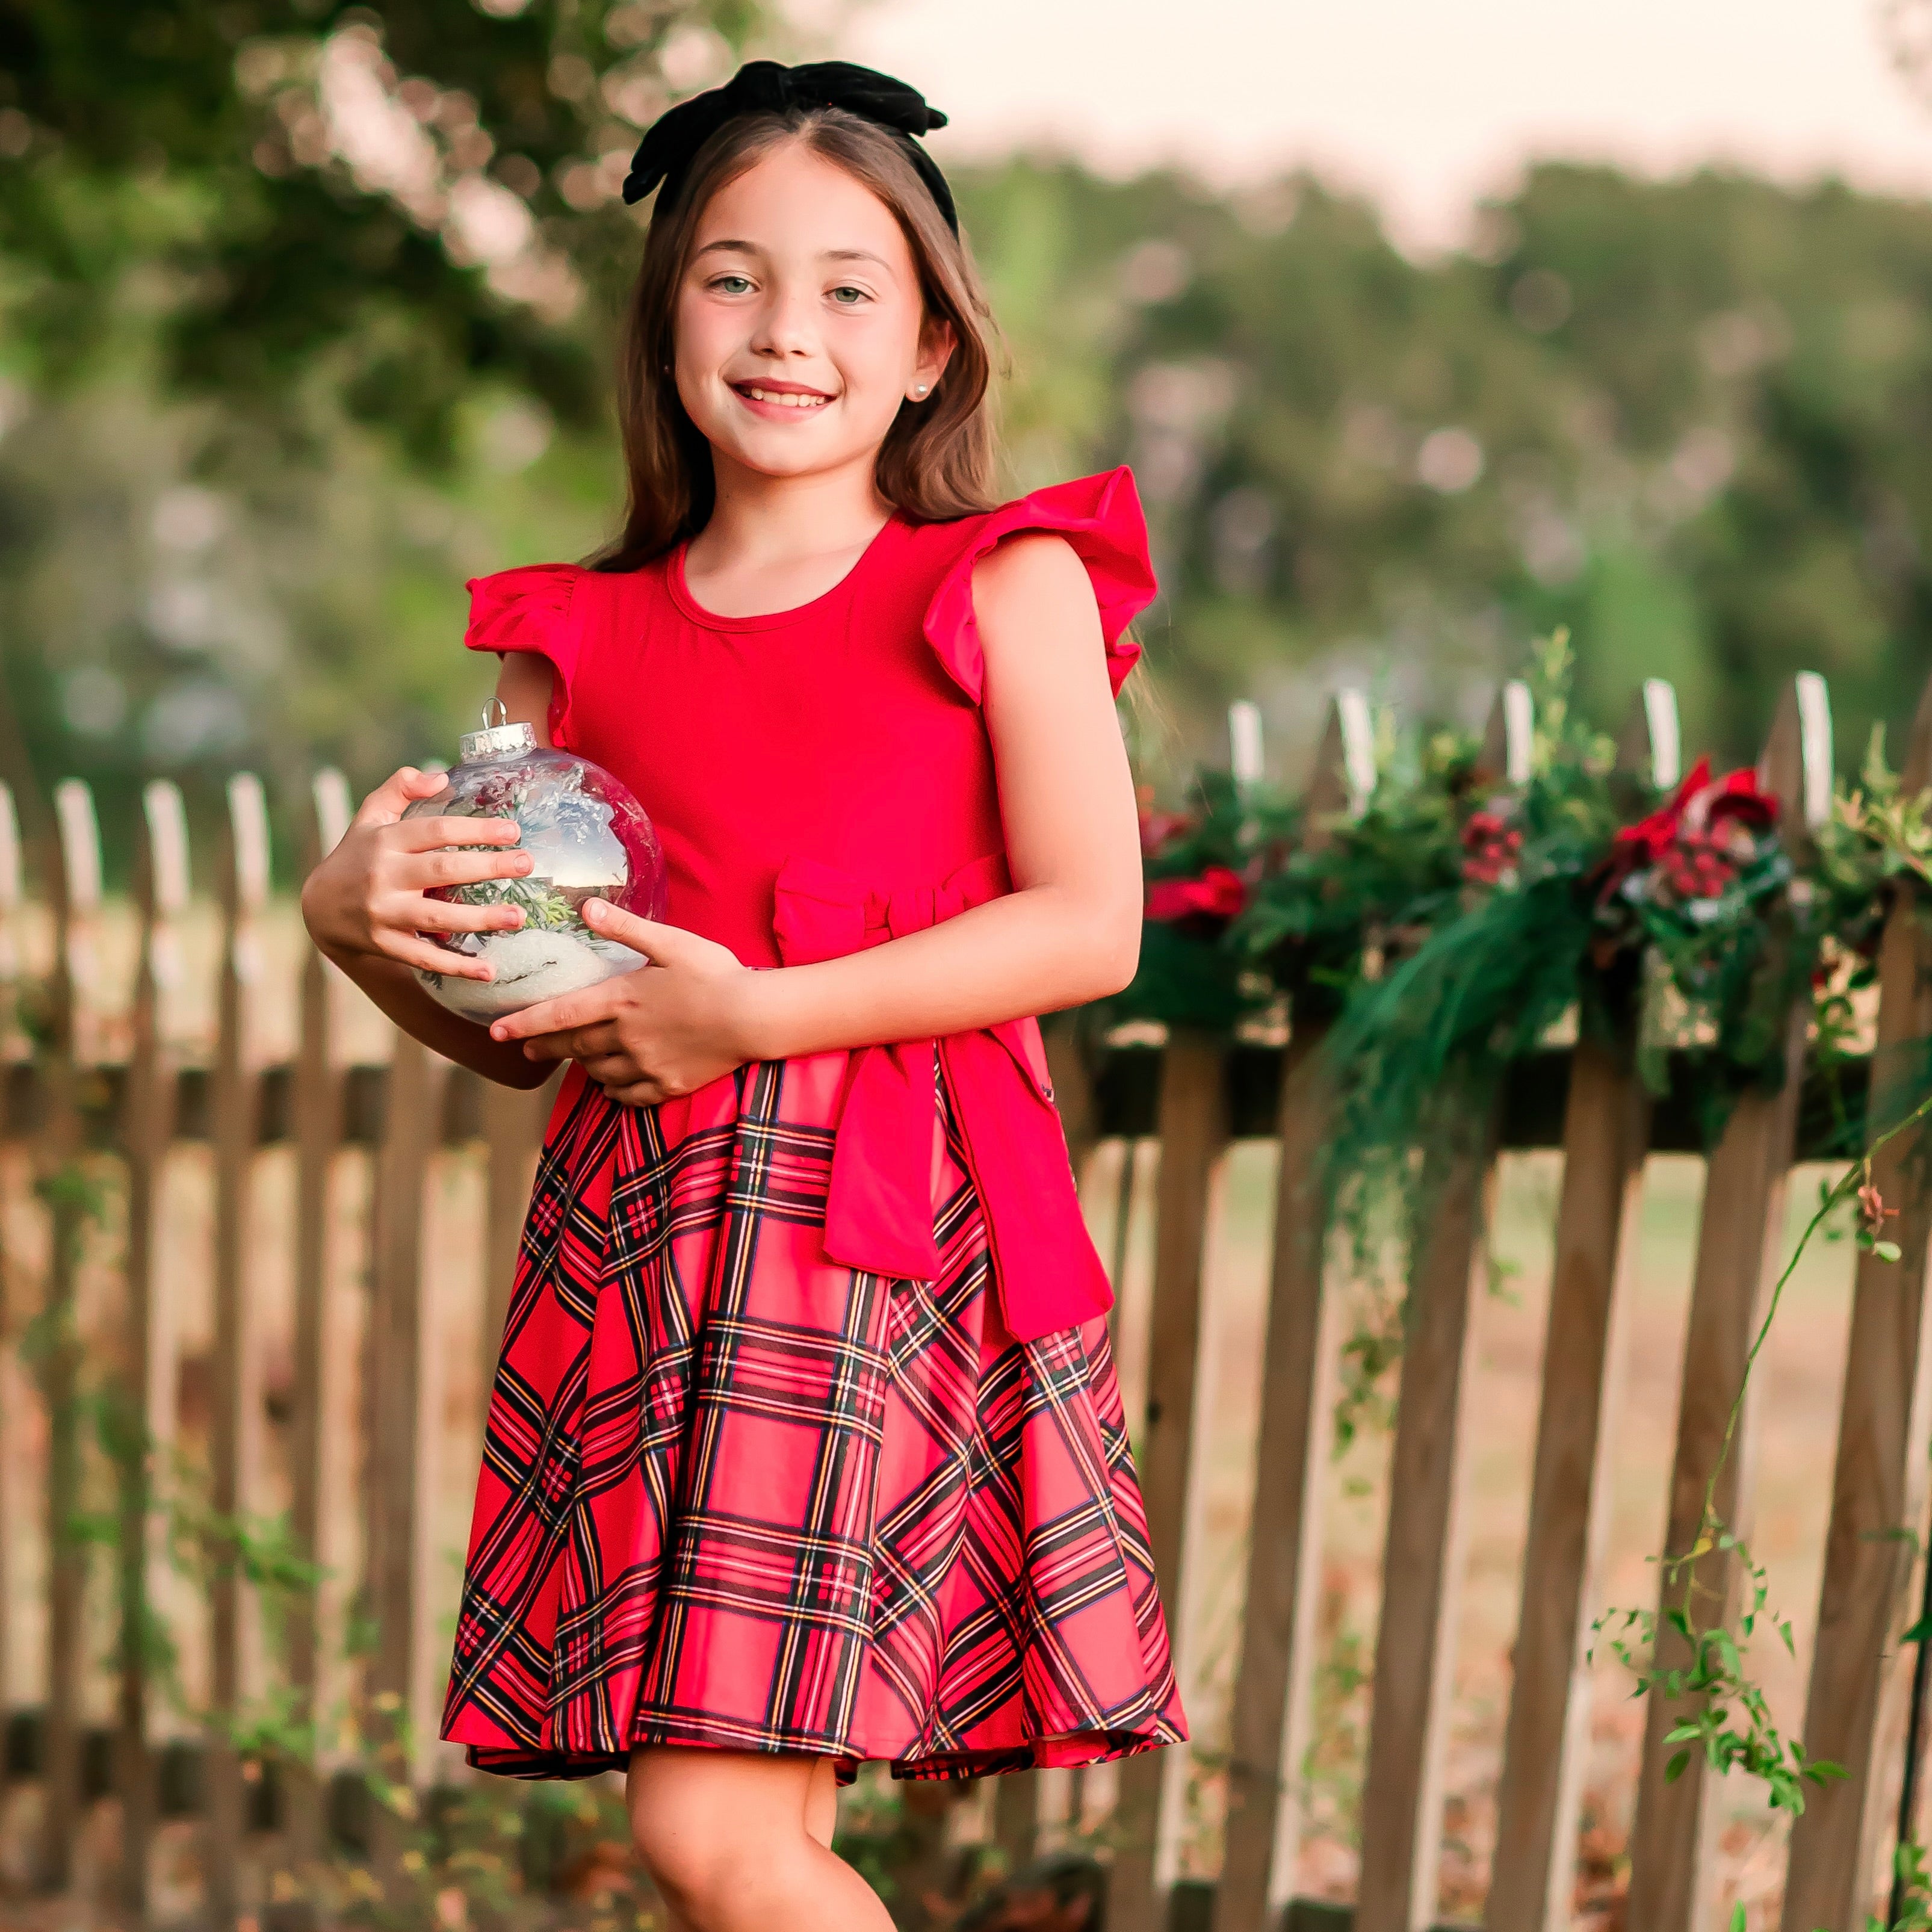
[[403, 704, 667, 1022]]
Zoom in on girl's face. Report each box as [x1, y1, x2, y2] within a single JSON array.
[[673, 141, 954, 492]]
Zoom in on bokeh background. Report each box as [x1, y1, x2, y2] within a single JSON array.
[[7, 0, 1932, 856]]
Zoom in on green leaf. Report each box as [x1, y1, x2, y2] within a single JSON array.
[[1875, 1240, 1904, 1263], [1666, 1749, 1689, 1783]]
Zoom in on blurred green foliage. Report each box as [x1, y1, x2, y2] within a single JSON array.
[[2, 2, 1931, 881]]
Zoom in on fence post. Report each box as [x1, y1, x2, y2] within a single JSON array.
[[365, 1029, 451, 1884], [1780, 672, 1932, 1930], [207, 772, 271, 1928], [115, 779, 192, 1921], [1109, 1028, 1231, 1932], [1213, 689, 1376, 1932], [286, 770, 354, 1869], [0, 780, 20, 1744], [1624, 673, 1833, 1932], [1354, 681, 1533, 1932], [40, 779, 103, 1893], [1487, 680, 1680, 1931]]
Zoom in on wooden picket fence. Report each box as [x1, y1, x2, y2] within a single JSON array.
[[1, 664, 1931, 1932]]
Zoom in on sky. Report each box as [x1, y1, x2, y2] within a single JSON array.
[[832, 0, 1932, 250]]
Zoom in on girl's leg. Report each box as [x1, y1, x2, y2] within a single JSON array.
[[805, 1756, 839, 1848], [627, 1746, 893, 1932]]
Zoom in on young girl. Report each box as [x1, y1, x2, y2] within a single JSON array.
[[301, 58, 1184, 1931]]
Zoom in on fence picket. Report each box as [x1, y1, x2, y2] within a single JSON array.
[[1354, 685, 1532, 1932], [286, 771, 354, 1865], [1213, 691, 1376, 1932], [39, 780, 102, 1893], [207, 773, 272, 1927], [1624, 674, 1832, 1932], [0, 781, 20, 1745], [365, 1032, 451, 1881], [1780, 671, 1932, 1930], [1487, 683, 1679, 1931], [115, 780, 191, 1918], [1110, 1030, 1231, 1932]]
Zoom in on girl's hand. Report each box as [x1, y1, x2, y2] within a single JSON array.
[[299, 766, 535, 983], [491, 899, 760, 1105]]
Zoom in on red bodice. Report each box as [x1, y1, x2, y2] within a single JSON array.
[[463, 468, 1155, 1340]]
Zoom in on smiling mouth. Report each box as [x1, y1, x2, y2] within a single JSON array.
[[734, 383, 833, 410]]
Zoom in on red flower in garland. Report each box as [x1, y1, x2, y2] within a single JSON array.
[[1461, 808, 1523, 886], [1598, 757, 1779, 903], [1146, 865, 1248, 924]]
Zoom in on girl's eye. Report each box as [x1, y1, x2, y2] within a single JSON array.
[[829, 285, 870, 307], [711, 275, 754, 296]]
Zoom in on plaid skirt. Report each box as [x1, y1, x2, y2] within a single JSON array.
[[440, 1053, 1186, 1780]]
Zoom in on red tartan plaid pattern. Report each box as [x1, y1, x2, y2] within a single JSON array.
[[441, 1053, 1187, 1780]]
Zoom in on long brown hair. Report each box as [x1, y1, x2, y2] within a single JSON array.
[[595, 108, 999, 571]]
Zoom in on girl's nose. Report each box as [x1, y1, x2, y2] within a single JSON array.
[[748, 282, 819, 360]]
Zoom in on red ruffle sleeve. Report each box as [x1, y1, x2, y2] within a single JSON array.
[[463, 563, 583, 748], [921, 468, 1157, 702]]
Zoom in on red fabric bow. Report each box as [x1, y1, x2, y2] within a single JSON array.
[[1145, 864, 1247, 923], [769, 854, 1113, 1343]]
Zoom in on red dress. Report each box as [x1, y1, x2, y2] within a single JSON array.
[[439, 469, 1187, 1782]]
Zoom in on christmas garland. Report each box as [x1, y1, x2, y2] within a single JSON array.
[[1113, 639, 1932, 1169]]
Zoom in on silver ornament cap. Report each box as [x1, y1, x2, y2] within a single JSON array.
[[459, 699, 537, 763]]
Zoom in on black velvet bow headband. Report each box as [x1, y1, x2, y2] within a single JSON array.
[[621, 60, 958, 235]]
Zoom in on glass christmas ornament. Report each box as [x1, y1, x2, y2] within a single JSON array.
[[403, 706, 667, 1021]]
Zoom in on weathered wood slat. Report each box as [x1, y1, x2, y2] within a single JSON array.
[[0, 781, 20, 1748], [1353, 1131, 1497, 1932], [365, 1032, 452, 1883], [39, 779, 101, 1892], [1353, 685, 1532, 1932], [1109, 1032, 1231, 1932], [1624, 674, 1832, 1932], [207, 773, 272, 1929], [114, 779, 191, 1919], [286, 772, 354, 1865], [1214, 691, 1375, 1932], [1780, 673, 1932, 1930], [1487, 683, 1677, 1931]]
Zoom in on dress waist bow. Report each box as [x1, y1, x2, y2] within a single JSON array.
[[770, 853, 1113, 1343]]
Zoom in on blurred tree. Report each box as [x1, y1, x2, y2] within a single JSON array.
[[0, 0, 772, 869], [7, 13, 1932, 861], [959, 159, 1932, 781]]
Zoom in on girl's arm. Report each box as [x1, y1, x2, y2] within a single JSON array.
[[297, 652, 560, 1090], [495, 534, 1144, 1103]]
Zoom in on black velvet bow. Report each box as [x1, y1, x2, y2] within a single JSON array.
[[621, 59, 957, 234]]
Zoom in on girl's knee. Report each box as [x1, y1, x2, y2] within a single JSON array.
[[628, 1751, 819, 1916]]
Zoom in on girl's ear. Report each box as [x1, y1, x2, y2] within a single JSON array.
[[911, 317, 956, 400]]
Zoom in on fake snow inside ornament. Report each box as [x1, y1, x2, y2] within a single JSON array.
[[403, 707, 667, 1022]]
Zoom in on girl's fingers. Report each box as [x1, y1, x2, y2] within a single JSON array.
[[391, 814, 523, 853], [354, 767, 450, 827], [522, 1024, 617, 1063], [399, 847, 536, 891], [405, 896, 528, 936], [491, 983, 626, 1041], [600, 1080, 660, 1108], [386, 935, 497, 982]]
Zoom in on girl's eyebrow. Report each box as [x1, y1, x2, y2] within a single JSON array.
[[824, 248, 891, 270], [693, 238, 761, 259]]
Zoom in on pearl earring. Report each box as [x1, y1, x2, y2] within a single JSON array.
[[914, 382, 929, 397]]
